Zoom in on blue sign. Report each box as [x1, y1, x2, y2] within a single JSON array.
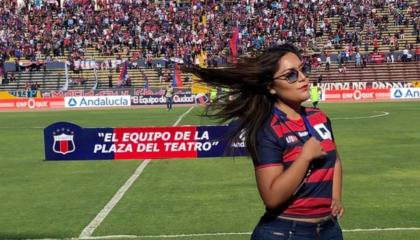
[[44, 122, 247, 161]]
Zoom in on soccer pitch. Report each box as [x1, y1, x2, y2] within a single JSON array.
[[0, 102, 419, 240]]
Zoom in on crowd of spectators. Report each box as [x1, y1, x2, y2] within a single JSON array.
[[0, 0, 419, 81]]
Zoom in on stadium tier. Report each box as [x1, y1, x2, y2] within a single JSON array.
[[0, 0, 419, 92]]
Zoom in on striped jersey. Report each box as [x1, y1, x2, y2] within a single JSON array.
[[254, 107, 337, 218]]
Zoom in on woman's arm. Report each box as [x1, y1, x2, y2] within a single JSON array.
[[331, 155, 344, 218], [255, 137, 326, 209]]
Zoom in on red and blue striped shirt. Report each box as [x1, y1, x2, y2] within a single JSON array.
[[254, 107, 337, 218]]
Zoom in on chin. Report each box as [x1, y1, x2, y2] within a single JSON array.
[[299, 93, 310, 102]]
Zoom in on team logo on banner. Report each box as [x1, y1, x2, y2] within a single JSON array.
[[52, 129, 76, 155]]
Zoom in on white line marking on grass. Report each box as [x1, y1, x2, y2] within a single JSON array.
[[85, 232, 252, 239], [174, 106, 195, 126], [79, 106, 195, 239], [331, 111, 389, 120], [24, 227, 420, 240], [343, 227, 420, 232], [79, 227, 420, 239], [0, 126, 45, 129], [79, 160, 151, 238]]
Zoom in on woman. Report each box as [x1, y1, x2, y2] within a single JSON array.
[[183, 43, 344, 240]]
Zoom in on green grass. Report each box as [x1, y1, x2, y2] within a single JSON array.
[[0, 102, 419, 239]]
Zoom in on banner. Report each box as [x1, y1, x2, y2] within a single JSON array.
[[41, 88, 190, 98], [18, 59, 45, 68], [412, 81, 420, 88], [391, 88, 420, 99], [191, 75, 211, 94], [0, 97, 64, 110], [68, 59, 125, 70], [131, 93, 209, 105], [323, 88, 390, 101], [192, 51, 211, 94], [44, 122, 247, 160], [6, 89, 40, 98], [71, 60, 99, 70], [64, 96, 131, 108], [0, 91, 18, 99], [318, 81, 413, 90]]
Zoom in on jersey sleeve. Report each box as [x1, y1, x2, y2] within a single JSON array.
[[254, 124, 285, 169], [325, 117, 335, 142]]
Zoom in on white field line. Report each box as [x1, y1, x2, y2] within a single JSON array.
[[343, 227, 420, 232], [81, 227, 420, 239], [79, 106, 195, 238], [26, 227, 420, 240], [331, 111, 389, 120]]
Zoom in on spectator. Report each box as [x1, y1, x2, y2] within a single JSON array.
[[402, 47, 410, 62], [0, 66, 4, 84], [0, 0, 417, 72], [362, 55, 367, 67], [108, 72, 113, 88], [324, 52, 331, 71], [355, 51, 362, 67], [416, 46, 420, 61], [164, 83, 174, 111]]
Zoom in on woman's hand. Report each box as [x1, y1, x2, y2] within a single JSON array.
[[300, 137, 327, 162], [331, 198, 344, 219]]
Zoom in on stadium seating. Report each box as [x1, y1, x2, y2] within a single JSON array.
[[0, 0, 418, 91]]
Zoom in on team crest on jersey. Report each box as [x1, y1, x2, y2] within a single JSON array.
[[52, 128, 76, 155], [314, 124, 332, 140]]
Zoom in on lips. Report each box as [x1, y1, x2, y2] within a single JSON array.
[[299, 84, 309, 91]]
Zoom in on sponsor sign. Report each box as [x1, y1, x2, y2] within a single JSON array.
[[42, 88, 191, 98], [42, 89, 209, 106], [0, 97, 64, 110], [318, 81, 413, 90], [131, 93, 209, 105], [44, 122, 247, 160], [64, 96, 131, 108], [391, 88, 420, 99], [323, 88, 390, 101], [42, 89, 133, 98]]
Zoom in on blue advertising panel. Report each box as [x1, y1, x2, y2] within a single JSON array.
[[44, 122, 247, 161]]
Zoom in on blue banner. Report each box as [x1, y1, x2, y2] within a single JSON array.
[[44, 122, 247, 161]]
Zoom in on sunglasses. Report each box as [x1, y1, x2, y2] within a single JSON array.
[[273, 65, 311, 84]]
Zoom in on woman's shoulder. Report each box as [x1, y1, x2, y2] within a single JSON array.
[[304, 107, 328, 118]]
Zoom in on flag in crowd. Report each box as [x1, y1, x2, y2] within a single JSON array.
[[229, 27, 239, 64], [117, 61, 129, 87], [172, 63, 183, 87]]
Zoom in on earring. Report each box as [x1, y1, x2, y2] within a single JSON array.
[[269, 89, 276, 95]]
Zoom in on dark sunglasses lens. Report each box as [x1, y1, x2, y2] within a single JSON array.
[[302, 65, 311, 75], [286, 70, 299, 83]]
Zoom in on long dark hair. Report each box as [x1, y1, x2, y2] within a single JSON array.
[[183, 44, 301, 161]]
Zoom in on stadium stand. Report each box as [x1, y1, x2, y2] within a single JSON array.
[[0, 0, 419, 91]]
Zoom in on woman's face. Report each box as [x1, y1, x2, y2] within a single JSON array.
[[269, 52, 310, 104]]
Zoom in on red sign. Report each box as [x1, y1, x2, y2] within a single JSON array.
[[0, 98, 64, 110], [113, 126, 199, 160], [324, 88, 390, 101]]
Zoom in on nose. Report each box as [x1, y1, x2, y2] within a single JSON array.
[[298, 70, 309, 82]]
